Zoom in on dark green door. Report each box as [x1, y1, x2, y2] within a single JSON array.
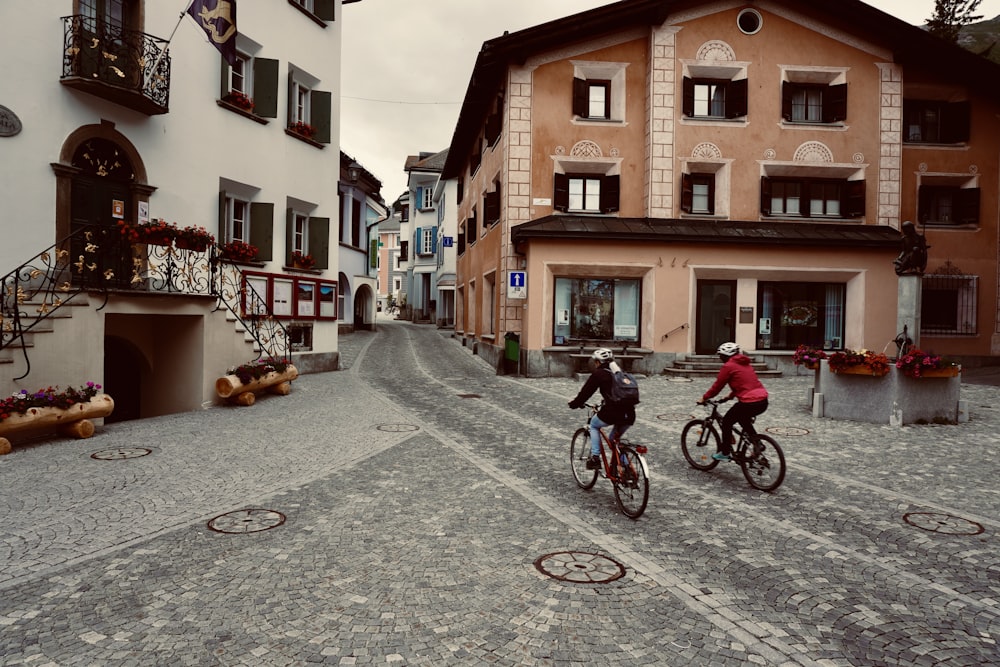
[[696, 280, 736, 355]]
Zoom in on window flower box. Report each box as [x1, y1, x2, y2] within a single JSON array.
[[827, 349, 890, 376], [288, 121, 316, 139], [222, 90, 255, 112], [218, 240, 259, 263], [291, 251, 315, 270], [175, 225, 215, 252]]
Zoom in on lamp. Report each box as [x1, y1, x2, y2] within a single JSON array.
[[348, 161, 362, 184]]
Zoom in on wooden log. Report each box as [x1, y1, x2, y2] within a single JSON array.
[[0, 438, 11, 456], [0, 394, 115, 439], [267, 381, 292, 396], [216, 364, 298, 399], [231, 392, 256, 406], [58, 419, 95, 439]]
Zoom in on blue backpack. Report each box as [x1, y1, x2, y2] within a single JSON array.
[[608, 368, 640, 405]]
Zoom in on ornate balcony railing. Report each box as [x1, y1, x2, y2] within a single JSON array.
[[60, 15, 170, 115], [1, 225, 288, 380]]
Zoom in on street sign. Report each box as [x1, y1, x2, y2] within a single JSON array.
[[508, 271, 527, 299], [443, 236, 453, 247]]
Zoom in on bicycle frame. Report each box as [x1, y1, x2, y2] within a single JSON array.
[[584, 404, 646, 479]]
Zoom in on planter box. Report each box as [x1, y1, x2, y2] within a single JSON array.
[[216, 365, 298, 406], [0, 394, 115, 455], [814, 361, 960, 425], [831, 364, 889, 377]]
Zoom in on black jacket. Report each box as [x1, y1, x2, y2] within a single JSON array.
[[568, 366, 637, 426]]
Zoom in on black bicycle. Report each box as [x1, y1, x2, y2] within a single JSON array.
[[680, 397, 786, 491]]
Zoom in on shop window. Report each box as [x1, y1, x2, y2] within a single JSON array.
[[553, 278, 640, 343], [756, 282, 844, 351]]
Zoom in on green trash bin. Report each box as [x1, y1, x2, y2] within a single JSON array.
[[503, 332, 520, 374]]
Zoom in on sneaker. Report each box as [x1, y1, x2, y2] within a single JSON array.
[[712, 453, 732, 462], [586, 455, 601, 470]]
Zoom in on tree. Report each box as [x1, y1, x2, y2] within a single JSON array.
[[927, 0, 983, 43]]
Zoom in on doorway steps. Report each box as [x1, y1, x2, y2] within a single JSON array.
[[663, 354, 782, 379]]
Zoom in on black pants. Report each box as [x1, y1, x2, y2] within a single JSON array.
[[720, 398, 768, 455]]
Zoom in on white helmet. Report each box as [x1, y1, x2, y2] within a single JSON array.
[[716, 342, 739, 357], [591, 347, 614, 363]]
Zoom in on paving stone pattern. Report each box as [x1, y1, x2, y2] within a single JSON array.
[[0, 319, 998, 665]]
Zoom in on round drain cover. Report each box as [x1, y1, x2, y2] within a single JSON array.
[[91, 447, 152, 460], [765, 426, 810, 437], [903, 512, 984, 535], [534, 551, 626, 584], [208, 509, 286, 534], [376, 423, 419, 432]]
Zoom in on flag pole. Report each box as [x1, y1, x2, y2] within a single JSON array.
[[143, 1, 195, 90]]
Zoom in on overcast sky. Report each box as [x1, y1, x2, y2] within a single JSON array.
[[340, 0, 1000, 205]]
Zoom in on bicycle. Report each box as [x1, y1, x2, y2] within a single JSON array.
[[680, 397, 786, 491], [570, 403, 650, 519]]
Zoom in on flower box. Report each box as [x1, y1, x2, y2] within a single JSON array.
[[831, 364, 889, 377], [216, 363, 298, 406], [175, 237, 209, 252], [0, 394, 115, 455], [906, 365, 961, 379]]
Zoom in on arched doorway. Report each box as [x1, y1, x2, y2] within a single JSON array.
[[354, 284, 375, 331]]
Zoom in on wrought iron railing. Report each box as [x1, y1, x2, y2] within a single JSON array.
[[61, 14, 170, 111], [1, 225, 288, 380]]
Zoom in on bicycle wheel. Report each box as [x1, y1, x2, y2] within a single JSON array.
[[570, 427, 598, 489], [680, 419, 720, 471], [740, 434, 786, 491], [613, 447, 649, 519]]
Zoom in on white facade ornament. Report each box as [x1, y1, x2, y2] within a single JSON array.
[[554, 145, 565, 155], [695, 40, 736, 62], [793, 141, 834, 163], [918, 162, 928, 173], [570, 140, 603, 158], [692, 142, 722, 159], [610, 147, 620, 157], [763, 148, 776, 160], [852, 152, 864, 163], [970, 164, 979, 174]]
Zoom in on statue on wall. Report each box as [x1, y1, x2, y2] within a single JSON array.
[[893, 221, 929, 276]]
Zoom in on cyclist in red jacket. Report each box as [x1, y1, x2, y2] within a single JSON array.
[[698, 342, 768, 461]]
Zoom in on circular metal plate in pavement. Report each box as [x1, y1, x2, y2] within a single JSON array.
[[208, 509, 286, 534], [765, 426, 810, 437], [376, 423, 419, 432], [903, 512, 984, 535], [90, 447, 153, 460], [534, 551, 626, 584]]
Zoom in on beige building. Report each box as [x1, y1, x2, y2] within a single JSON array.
[[442, 0, 1000, 376]]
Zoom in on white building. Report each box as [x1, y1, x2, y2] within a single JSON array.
[[0, 0, 348, 420]]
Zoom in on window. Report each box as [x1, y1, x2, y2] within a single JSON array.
[[756, 282, 845, 351], [571, 61, 627, 124], [292, 212, 308, 253], [553, 173, 620, 214], [779, 67, 848, 124], [286, 67, 331, 142], [760, 177, 864, 218], [293, 81, 310, 124], [243, 272, 336, 321], [221, 53, 278, 118], [287, 323, 313, 351], [484, 184, 501, 226], [682, 78, 748, 119], [904, 100, 970, 143], [226, 196, 249, 243], [220, 184, 274, 261], [681, 174, 716, 214], [553, 278, 640, 343], [416, 227, 436, 256], [918, 185, 980, 226], [230, 53, 249, 95], [285, 206, 329, 268], [922, 274, 977, 335], [467, 210, 477, 245], [416, 186, 434, 211]]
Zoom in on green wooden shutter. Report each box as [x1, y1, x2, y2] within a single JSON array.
[[218, 191, 228, 241], [219, 55, 229, 99], [253, 58, 279, 118], [309, 217, 330, 269], [249, 202, 274, 261], [285, 208, 295, 264], [370, 239, 378, 269], [312, 90, 332, 144]]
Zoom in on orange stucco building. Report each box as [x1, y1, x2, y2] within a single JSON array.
[[442, 0, 1000, 377]]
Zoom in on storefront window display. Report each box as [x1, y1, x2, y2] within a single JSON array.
[[757, 282, 844, 350], [553, 278, 640, 343]]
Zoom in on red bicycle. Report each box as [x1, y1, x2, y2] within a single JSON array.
[[570, 403, 649, 519]]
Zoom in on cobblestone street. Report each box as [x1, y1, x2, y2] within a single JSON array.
[[1, 319, 998, 665]]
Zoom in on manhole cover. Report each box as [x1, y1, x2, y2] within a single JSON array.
[[457, 394, 481, 399], [903, 512, 984, 535], [657, 412, 695, 421], [91, 447, 153, 460], [534, 551, 626, 584], [668, 377, 693, 383], [765, 426, 810, 436], [208, 509, 286, 534], [376, 424, 419, 432]]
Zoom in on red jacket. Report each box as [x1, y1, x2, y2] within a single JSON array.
[[702, 354, 768, 403]]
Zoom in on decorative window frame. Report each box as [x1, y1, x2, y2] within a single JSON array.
[[679, 143, 733, 218], [680, 43, 750, 127], [916, 169, 980, 228], [778, 65, 849, 130], [571, 60, 628, 126]]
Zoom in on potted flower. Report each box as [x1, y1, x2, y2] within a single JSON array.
[[288, 120, 316, 139], [218, 239, 259, 263], [792, 344, 826, 370], [222, 90, 254, 112], [0, 382, 114, 454], [896, 348, 960, 378], [121, 219, 176, 246], [175, 225, 215, 252], [827, 349, 891, 376], [290, 250, 316, 270]]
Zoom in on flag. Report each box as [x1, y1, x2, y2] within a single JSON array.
[[187, 0, 238, 66]]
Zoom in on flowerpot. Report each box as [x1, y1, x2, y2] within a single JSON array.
[[0, 394, 115, 454], [905, 365, 961, 378], [803, 361, 820, 371], [175, 237, 209, 252], [143, 234, 173, 247], [831, 364, 888, 376]]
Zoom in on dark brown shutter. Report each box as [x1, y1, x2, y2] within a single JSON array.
[[553, 173, 569, 212], [942, 101, 971, 143], [682, 77, 694, 117], [760, 177, 773, 215], [824, 83, 847, 123], [846, 180, 866, 218], [956, 187, 980, 225], [780, 82, 793, 121], [681, 173, 693, 213], [727, 78, 748, 118], [600, 175, 620, 213], [572, 77, 588, 117]]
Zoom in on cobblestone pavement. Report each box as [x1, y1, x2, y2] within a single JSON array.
[[1, 319, 998, 665]]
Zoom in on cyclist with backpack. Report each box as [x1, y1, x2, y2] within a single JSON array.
[[568, 348, 640, 469], [698, 342, 769, 462]]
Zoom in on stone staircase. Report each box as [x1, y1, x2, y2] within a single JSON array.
[[663, 354, 782, 379]]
